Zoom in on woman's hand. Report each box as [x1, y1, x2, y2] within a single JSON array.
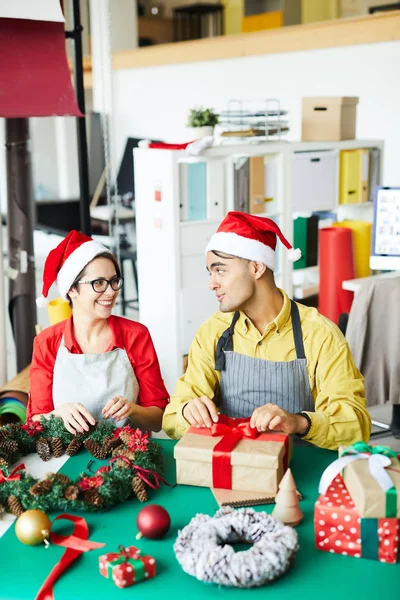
[[102, 396, 133, 422], [51, 403, 96, 435]]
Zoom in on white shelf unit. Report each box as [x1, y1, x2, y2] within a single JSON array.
[[134, 139, 384, 392]]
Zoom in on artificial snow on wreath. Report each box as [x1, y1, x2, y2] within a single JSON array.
[[0, 417, 164, 515], [174, 506, 298, 588]]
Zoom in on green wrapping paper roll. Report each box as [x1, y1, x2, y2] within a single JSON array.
[[293, 217, 308, 270], [318, 227, 355, 325]]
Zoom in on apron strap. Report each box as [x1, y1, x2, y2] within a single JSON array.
[[290, 300, 306, 360], [215, 311, 240, 371]]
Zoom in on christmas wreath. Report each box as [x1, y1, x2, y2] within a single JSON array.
[[0, 417, 164, 516], [174, 506, 298, 588]]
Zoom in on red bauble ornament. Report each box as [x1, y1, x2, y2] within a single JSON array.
[[136, 504, 170, 540]]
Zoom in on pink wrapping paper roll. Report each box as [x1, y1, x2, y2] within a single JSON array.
[[318, 227, 355, 324]]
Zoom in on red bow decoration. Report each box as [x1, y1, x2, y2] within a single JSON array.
[[189, 415, 289, 489], [35, 514, 105, 600], [0, 463, 25, 483], [108, 457, 172, 490]]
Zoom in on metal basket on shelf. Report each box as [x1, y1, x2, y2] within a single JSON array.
[[217, 98, 289, 142]]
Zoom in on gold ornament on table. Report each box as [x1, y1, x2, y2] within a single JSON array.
[[15, 509, 51, 546], [271, 468, 303, 526]]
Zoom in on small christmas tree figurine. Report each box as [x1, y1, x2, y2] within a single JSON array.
[[272, 468, 303, 526]]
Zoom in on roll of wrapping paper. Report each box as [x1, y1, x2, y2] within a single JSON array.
[[332, 221, 372, 278], [318, 227, 355, 325], [0, 396, 26, 424], [48, 297, 72, 325], [293, 217, 308, 270]]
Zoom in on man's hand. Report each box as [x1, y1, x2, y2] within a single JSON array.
[[182, 396, 219, 428], [102, 396, 133, 421], [52, 403, 95, 435], [250, 403, 309, 435]]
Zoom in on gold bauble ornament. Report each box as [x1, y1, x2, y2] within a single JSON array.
[[15, 509, 51, 545]]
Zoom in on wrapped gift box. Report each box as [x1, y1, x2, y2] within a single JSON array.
[[99, 546, 156, 588], [339, 445, 400, 519], [174, 417, 292, 495], [315, 474, 399, 564]]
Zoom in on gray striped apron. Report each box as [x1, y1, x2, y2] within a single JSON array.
[[216, 300, 314, 419]]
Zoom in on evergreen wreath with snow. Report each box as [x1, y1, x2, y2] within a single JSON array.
[[174, 506, 298, 588], [0, 417, 163, 516]]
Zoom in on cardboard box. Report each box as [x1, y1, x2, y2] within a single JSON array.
[[340, 448, 400, 519], [302, 97, 358, 141], [315, 474, 399, 563], [174, 424, 292, 495]]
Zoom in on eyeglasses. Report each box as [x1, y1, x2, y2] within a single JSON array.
[[77, 276, 124, 293]]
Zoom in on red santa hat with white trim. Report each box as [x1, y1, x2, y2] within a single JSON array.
[[36, 230, 111, 307], [205, 211, 301, 269]]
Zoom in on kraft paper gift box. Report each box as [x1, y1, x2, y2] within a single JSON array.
[[338, 443, 400, 519], [174, 415, 292, 495], [314, 474, 399, 564]]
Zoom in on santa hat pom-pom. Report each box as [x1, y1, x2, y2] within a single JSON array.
[[36, 295, 49, 308], [138, 139, 151, 149], [288, 247, 302, 262]]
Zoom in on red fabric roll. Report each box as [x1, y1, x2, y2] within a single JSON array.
[[318, 227, 355, 325]]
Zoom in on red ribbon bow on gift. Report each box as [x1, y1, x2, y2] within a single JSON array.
[[0, 463, 25, 483], [189, 415, 289, 489]]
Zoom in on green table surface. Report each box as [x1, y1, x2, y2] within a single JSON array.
[[1, 440, 398, 599]]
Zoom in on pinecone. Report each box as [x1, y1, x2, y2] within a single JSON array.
[[64, 485, 80, 501], [84, 439, 107, 460], [30, 478, 53, 496], [36, 438, 51, 462], [0, 503, 4, 514], [51, 437, 64, 458], [102, 435, 122, 455], [119, 430, 131, 446], [54, 473, 71, 486], [8, 495, 24, 517], [83, 489, 104, 507], [0, 457, 9, 469], [66, 438, 82, 456], [0, 439, 19, 454], [132, 476, 147, 502]]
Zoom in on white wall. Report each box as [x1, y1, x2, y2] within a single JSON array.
[[113, 40, 400, 185]]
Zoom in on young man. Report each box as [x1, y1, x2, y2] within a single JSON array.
[[162, 211, 371, 450]]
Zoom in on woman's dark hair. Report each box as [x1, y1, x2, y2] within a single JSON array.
[[66, 251, 121, 307]]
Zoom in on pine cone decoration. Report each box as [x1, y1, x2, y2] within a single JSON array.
[[84, 439, 107, 460], [66, 438, 82, 456], [0, 503, 4, 514], [51, 437, 64, 458], [0, 457, 8, 469], [8, 495, 24, 517], [54, 473, 71, 486], [119, 430, 131, 446], [0, 439, 18, 454], [36, 437, 51, 462], [64, 485, 80, 501], [132, 476, 147, 502], [83, 489, 104, 507], [30, 478, 53, 496], [102, 435, 122, 454]]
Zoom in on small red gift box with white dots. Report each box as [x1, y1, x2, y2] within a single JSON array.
[[99, 545, 156, 588], [315, 475, 399, 563]]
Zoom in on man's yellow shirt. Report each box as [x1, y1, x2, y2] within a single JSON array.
[[162, 290, 371, 450]]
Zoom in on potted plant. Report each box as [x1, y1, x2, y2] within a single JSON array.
[[187, 107, 219, 138]]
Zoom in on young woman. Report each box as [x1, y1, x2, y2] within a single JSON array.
[[28, 230, 168, 434]]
